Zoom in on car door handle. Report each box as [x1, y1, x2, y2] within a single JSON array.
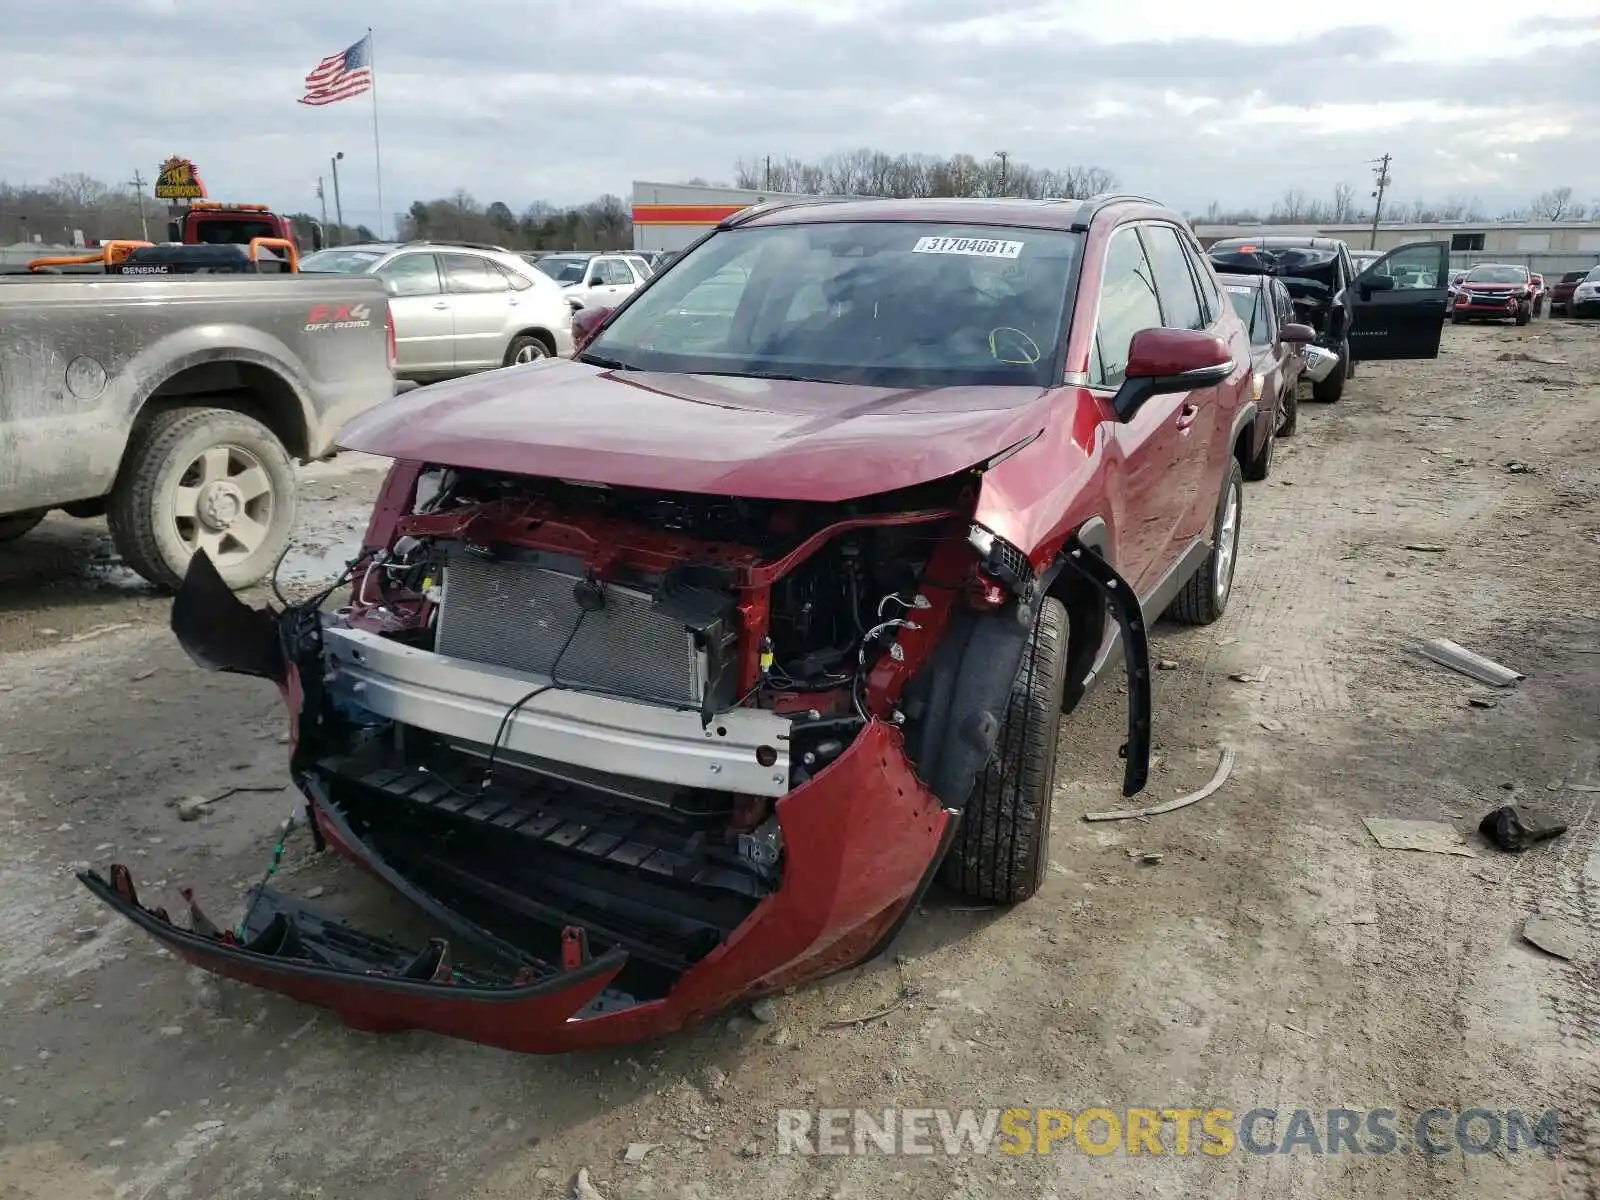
[[432, 301, 449, 310], [1175, 403, 1201, 430]]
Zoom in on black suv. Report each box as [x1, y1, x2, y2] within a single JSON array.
[[1206, 236, 1450, 402]]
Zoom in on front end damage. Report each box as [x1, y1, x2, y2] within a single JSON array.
[[85, 461, 1152, 1051]]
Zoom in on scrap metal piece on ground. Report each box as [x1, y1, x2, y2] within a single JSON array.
[[1418, 638, 1525, 688], [1084, 747, 1235, 822], [1521, 917, 1583, 961], [1362, 817, 1478, 857], [1478, 805, 1569, 853]]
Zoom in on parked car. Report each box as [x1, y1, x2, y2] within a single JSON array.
[[1549, 270, 1589, 316], [1445, 270, 1468, 315], [0, 272, 394, 588], [299, 242, 573, 381], [1451, 264, 1535, 325], [1206, 236, 1449, 403], [534, 252, 655, 311], [1348, 249, 1384, 273], [1530, 273, 1547, 316], [96, 193, 1284, 1053], [1218, 273, 1314, 453], [1571, 266, 1600, 317]]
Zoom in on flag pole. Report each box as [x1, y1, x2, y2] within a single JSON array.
[[367, 26, 386, 238]]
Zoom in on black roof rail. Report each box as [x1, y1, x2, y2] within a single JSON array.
[[1066, 192, 1169, 231], [720, 195, 866, 229]]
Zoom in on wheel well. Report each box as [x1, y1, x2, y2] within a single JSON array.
[[1232, 421, 1255, 472], [513, 327, 557, 356], [1048, 571, 1106, 714], [130, 361, 308, 459]]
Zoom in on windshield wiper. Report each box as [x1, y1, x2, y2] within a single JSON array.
[[577, 352, 638, 371]]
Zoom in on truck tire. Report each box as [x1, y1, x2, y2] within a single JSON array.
[[0, 510, 46, 543], [504, 334, 551, 367], [1312, 340, 1347, 402], [1168, 457, 1244, 627], [1515, 302, 1531, 327], [107, 407, 297, 592], [939, 595, 1069, 905]]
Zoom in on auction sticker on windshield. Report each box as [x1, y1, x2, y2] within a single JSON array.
[[913, 236, 1025, 259]]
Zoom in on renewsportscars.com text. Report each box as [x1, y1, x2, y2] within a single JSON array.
[[775, 1107, 1563, 1158]]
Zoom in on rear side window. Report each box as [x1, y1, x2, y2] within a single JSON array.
[[442, 254, 508, 293], [491, 260, 533, 291], [375, 253, 442, 297], [1225, 286, 1271, 347], [1139, 224, 1207, 331], [1092, 227, 1164, 388]]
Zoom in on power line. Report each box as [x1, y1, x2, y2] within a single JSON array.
[[129, 169, 149, 241]]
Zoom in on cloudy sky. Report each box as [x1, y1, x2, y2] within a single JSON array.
[[4, 0, 1598, 230]]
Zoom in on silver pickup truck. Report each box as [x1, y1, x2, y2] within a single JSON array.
[[0, 275, 394, 589]]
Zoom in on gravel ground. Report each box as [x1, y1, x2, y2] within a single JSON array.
[[1, 320, 1597, 1200]]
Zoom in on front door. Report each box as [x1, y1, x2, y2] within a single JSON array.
[[376, 253, 452, 375], [1349, 241, 1449, 360]]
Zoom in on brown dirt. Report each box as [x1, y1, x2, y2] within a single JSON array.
[[1, 321, 1597, 1200]]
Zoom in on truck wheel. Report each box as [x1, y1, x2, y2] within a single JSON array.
[[1312, 340, 1347, 402], [1279, 384, 1299, 439], [0, 510, 46, 543], [504, 335, 551, 367], [1168, 457, 1244, 627], [939, 595, 1069, 905], [107, 407, 297, 592]]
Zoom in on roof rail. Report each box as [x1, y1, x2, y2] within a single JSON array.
[[719, 195, 866, 229], [403, 239, 512, 253]]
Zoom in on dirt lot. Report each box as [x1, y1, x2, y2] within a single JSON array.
[[1, 321, 1597, 1200]]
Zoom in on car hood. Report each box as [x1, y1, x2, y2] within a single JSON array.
[[1462, 281, 1525, 291], [337, 359, 1055, 502]]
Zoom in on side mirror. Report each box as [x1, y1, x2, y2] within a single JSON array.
[[1361, 274, 1395, 296], [166, 220, 182, 243], [572, 305, 617, 355], [1279, 322, 1315, 345], [1110, 328, 1233, 422], [311, 224, 326, 252]]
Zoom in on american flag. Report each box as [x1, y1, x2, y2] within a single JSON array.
[[298, 34, 372, 107]]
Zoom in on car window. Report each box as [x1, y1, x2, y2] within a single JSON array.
[[300, 248, 387, 274], [585, 221, 1083, 389], [1224, 285, 1272, 348], [602, 260, 634, 286], [1183, 237, 1223, 324], [374, 253, 442, 298], [1586, 267, 1600, 282], [441, 253, 508, 293], [536, 256, 591, 285], [491, 260, 533, 291], [1272, 280, 1294, 329], [1138, 224, 1207, 332], [1092, 227, 1164, 388], [625, 256, 652, 280]]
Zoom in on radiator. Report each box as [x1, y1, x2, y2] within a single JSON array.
[[434, 553, 730, 710]]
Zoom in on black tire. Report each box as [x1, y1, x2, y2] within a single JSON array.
[[1312, 340, 1347, 402], [1515, 303, 1530, 327], [107, 407, 297, 592], [939, 596, 1069, 905], [1242, 414, 1274, 482], [1167, 457, 1244, 627], [1279, 383, 1299, 438], [1452, 312, 1466, 325], [0, 510, 46, 543], [504, 334, 551, 367]]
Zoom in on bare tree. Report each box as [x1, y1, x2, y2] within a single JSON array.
[[1330, 183, 1355, 223], [729, 148, 1116, 201], [1271, 189, 1311, 222], [1528, 186, 1586, 220]]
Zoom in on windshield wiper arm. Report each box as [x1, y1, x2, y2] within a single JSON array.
[[577, 352, 637, 371]]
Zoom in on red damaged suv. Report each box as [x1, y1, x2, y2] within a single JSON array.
[[90, 196, 1281, 1053]]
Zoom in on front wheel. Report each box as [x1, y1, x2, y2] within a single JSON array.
[[1515, 303, 1531, 327], [1168, 457, 1244, 627], [939, 595, 1069, 905], [1279, 384, 1299, 438], [107, 407, 297, 591], [1312, 340, 1347, 402]]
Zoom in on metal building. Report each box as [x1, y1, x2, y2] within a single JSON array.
[[631, 181, 846, 252]]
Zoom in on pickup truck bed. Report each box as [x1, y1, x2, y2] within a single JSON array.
[[0, 274, 394, 589]]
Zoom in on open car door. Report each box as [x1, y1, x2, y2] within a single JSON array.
[[1348, 240, 1449, 361]]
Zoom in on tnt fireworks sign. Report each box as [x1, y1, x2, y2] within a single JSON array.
[[154, 156, 207, 200]]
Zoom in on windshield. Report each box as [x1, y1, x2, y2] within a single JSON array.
[[192, 219, 278, 245], [1224, 284, 1270, 347], [1465, 265, 1528, 284], [299, 249, 386, 273], [1586, 267, 1600, 282], [536, 256, 591, 284], [583, 222, 1082, 388]]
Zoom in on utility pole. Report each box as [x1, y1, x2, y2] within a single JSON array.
[[764, 155, 772, 191], [1368, 153, 1392, 250], [329, 152, 346, 245], [316, 177, 329, 237], [995, 150, 1009, 197], [129, 169, 149, 241]]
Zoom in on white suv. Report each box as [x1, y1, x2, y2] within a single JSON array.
[[533, 252, 653, 311], [300, 241, 575, 381]]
